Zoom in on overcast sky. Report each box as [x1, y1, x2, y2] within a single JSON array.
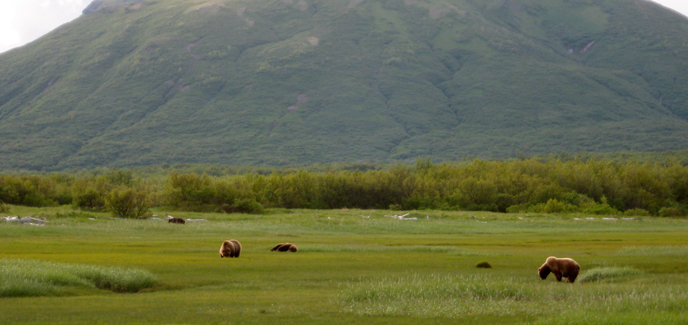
[[1, 0, 687, 54]]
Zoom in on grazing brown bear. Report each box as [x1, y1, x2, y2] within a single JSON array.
[[538, 256, 580, 283], [219, 239, 242, 258], [271, 243, 298, 252], [168, 217, 185, 224]]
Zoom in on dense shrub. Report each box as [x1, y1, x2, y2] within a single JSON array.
[[72, 188, 106, 210], [105, 188, 150, 219], [0, 176, 59, 207], [623, 208, 651, 216], [658, 207, 684, 217], [3, 157, 688, 215]]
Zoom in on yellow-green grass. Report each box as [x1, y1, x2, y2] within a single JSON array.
[[0, 259, 157, 296], [0, 206, 687, 324]]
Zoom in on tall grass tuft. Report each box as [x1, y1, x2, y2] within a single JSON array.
[[339, 273, 687, 319], [577, 267, 643, 283], [339, 274, 534, 317], [617, 246, 688, 257], [0, 259, 157, 297]]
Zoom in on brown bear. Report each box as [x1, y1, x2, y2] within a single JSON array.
[[219, 239, 242, 258], [168, 217, 185, 224], [538, 256, 580, 283], [271, 243, 297, 252]]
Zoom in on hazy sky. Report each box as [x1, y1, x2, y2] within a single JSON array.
[[1, 0, 687, 54]]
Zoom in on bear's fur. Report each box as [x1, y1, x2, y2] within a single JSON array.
[[270, 243, 286, 251], [168, 217, 185, 224], [219, 239, 242, 258], [271, 243, 297, 252], [538, 256, 580, 283], [229, 239, 242, 257]]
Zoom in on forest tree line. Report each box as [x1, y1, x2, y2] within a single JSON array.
[[1, 158, 687, 218]]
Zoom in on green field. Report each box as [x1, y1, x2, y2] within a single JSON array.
[[1, 207, 687, 324]]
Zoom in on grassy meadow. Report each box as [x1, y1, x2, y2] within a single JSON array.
[[1, 206, 687, 324]]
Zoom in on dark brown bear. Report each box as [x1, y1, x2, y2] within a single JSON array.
[[168, 217, 185, 224], [219, 239, 242, 258], [271, 243, 298, 252], [538, 256, 580, 283]]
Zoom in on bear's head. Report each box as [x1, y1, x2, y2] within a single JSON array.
[[538, 265, 551, 280]]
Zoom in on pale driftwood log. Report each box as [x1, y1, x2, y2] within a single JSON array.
[[5, 217, 47, 224]]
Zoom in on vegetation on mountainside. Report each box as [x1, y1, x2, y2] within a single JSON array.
[[1, 0, 688, 170], [1, 157, 687, 216]]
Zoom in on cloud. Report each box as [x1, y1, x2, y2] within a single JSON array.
[[0, 0, 92, 54], [652, 0, 688, 17]]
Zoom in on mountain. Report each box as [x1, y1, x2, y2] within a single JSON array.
[[1, 0, 688, 170]]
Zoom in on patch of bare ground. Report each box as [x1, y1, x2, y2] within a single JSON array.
[[349, 0, 365, 9], [287, 93, 308, 112], [185, 0, 228, 13], [124, 2, 143, 13], [236, 7, 255, 27], [295, 0, 308, 11], [306, 37, 319, 46], [403, 0, 463, 19], [163, 79, 190, 99], [185, 38, 203, 59], [269, 121, 279, 132]]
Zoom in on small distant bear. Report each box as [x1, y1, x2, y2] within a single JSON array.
[[219, 239, 242, 258], [168, 217, 185, 224], [271, 243, 298, 252], [538, 256, 580, 283]]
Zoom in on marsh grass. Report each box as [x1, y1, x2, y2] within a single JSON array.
[[0, 259, 157, 297], [577, 267, 644, 283], [617, 245, 688, 256], [340, 274, 534, 318], [339, 273, 687, 319], [300, 244, 492, 256], [1, 208, 687, 324]]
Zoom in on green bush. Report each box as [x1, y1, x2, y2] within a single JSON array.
[[0, 202, 8, 213], [232, 198, 265, 214], [623, 208, 650, 216], [658, 207, 684, 217], [104, 188, 150, 219], [4, 157, 688, 215], [541, 199, 576, 213], [73, 188, 106, 210], [505, 199, 576, 214], [582, 197, 620, 215]]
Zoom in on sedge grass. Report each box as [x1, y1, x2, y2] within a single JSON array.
[[339, 273, 687, 320], [577, 267, 644, 283], [617, 245, 688, 257], [0, 208, 687, 324], [299, 244, 492, 255], [0, 259, 157, 297]]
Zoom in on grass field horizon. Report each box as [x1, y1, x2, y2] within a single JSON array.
[[1, 206, 687, 324]]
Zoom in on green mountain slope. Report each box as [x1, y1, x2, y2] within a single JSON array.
[[1, 0, 688, 170]]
